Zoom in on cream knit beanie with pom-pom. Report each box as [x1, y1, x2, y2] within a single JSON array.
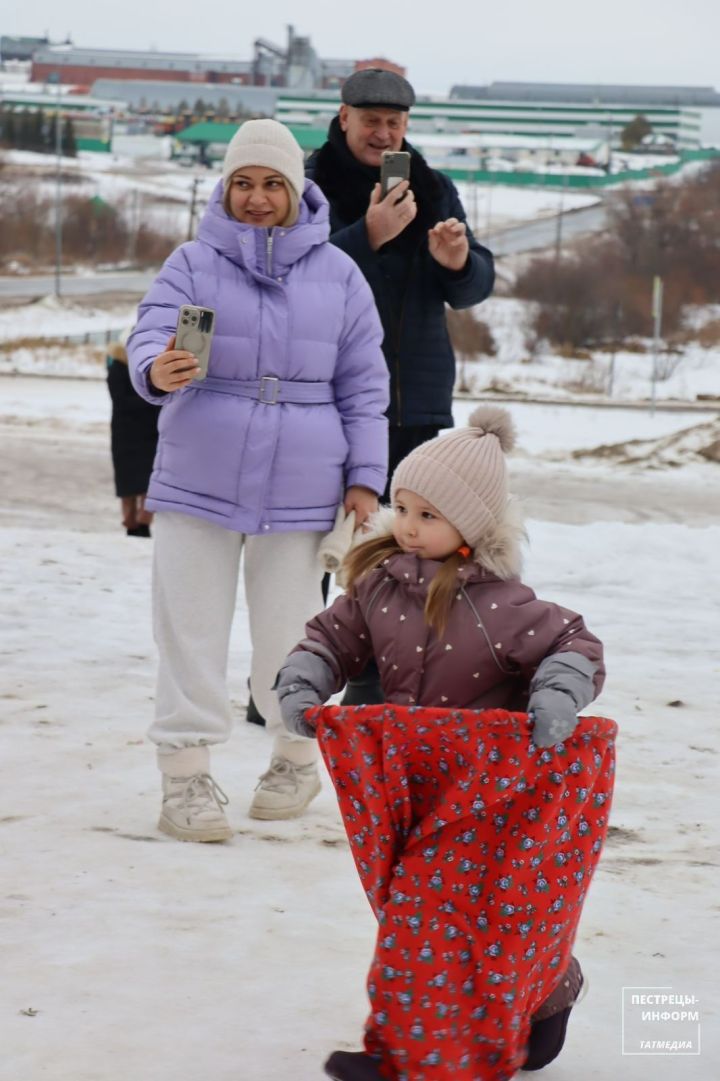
[[390, 406, 517, 549]]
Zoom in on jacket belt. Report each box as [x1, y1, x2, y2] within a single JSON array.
[[198, 375, 335, 405]]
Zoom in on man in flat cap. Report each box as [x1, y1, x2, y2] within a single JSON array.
[[306, 68, 495, 703], [308, 68, 494, 466]]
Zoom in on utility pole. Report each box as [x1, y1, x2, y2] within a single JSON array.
[[128, 187, 140, 264], [187, 177, 199, 241], [485, 179, 493, 245], [49, 72, 63, 298], [469, 169, 478, 234], [650, 276, 663, 416], [554, 174, 568, 263], [607, 303, 622, 398]]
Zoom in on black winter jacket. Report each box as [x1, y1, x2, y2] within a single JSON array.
[[306, 122, 494, 428], [107, 359, 159, 497]]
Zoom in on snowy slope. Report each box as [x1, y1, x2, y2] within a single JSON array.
[[1, 371, 718, 1079]]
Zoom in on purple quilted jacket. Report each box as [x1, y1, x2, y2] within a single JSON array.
[[127, 179, 389, 534]]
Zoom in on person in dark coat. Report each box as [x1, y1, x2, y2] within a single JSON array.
[[306, 68, 495, 706], [305, 68, 495, 484], [106, 332, 159, 537]]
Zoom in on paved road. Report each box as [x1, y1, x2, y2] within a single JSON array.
[[489, 203, 608, 257], [0, 270, 155, 300]]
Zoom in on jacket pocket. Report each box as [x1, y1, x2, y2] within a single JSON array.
[[156, 388, 249, 506]]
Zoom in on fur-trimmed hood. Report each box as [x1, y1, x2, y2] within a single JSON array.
[[358, 501, 526, 580]]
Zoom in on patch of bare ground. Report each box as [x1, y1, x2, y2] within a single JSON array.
[[571, 418, 720, 467]]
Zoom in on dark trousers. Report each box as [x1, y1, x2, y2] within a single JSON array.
[[343, 425, 440, 706], [253, 427, 442, 722]]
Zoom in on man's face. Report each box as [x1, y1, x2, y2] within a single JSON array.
[[339, 105, 409, 167]]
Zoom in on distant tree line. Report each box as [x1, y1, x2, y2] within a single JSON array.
[[0, 182, 176, 270], [513, 162, 720, 349], [0, 107, 77, 157]]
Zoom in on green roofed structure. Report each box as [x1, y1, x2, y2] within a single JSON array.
[[174, 121, 327, 164]]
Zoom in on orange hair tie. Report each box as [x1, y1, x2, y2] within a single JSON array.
[[457, 545, 471, 558]]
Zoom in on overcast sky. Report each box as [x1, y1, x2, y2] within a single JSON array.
[[10, 0, 720, 96]]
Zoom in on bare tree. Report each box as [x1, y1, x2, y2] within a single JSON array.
[[447, 309, 497, 392]]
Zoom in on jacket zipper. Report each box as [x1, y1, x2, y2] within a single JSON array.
[[365, 578, 388, 621], [266, 229, 274, 276], [460, 587, 513, 675], [393, 280, 409, 425]]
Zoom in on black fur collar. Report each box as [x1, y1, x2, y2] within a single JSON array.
[[310, 116, 442, 254]]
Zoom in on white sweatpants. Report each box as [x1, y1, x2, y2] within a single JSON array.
[[150, 511, 323, 768]]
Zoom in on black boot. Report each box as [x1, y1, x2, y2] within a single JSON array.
[[522, 959, 583, 1071], [324, 1050, 385, 1081], [522, 1005, 574, 1070], [245, 679, 266, 727]]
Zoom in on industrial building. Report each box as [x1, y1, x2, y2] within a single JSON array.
[[275, 89, 703, 149], [8, 33, 720, 154], [31, 46, 252, 86], [1, 35, 56, 62], [89, 80, 278, 119], [29, 29, 404, 91], [449, 81, 720, 147]]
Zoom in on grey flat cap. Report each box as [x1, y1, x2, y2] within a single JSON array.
[[341, 69, 416, 111]]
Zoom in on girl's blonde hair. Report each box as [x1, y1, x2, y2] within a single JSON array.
[[223, 175, 299, 227], [342, 534, 470, 639]]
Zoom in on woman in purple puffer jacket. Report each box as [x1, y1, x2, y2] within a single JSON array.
[[127, 119, 389, 840]]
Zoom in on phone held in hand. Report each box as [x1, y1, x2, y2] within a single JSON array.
[[380, 150, 411, 200], [175, 304, 216, 380]]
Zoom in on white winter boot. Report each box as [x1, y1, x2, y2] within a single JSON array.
[[158, 746, 233, 843], [248, 756, 321, 821]]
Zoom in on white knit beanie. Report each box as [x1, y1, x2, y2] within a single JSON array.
[[222, 119, 305, 202], [390, 406, 517, 549]]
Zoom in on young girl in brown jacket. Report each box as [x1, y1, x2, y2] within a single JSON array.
[[276, 406, 609, 1081]]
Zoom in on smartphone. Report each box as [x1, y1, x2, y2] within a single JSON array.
[[380, 150, 411, 199], [175, 304, 215, 380]]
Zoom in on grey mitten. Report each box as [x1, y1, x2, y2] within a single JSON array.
[[528, 651, 597, 748], [275, 650, 337, 738]]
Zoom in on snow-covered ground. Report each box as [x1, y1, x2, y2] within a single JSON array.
[[1, 294, 717, 415], [1, 148, 217, 244], [458, 297, 720, 406], [1, 358, 718, 1078], [0, 295, 138, 345]]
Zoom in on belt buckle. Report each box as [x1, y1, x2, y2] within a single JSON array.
[[259, 376, 279, 404]]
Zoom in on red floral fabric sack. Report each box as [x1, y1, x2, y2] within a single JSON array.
[[311, 705, 617, 1081]]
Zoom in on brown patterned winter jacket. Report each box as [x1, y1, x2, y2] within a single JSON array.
[[299, 552, 604, 711]]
